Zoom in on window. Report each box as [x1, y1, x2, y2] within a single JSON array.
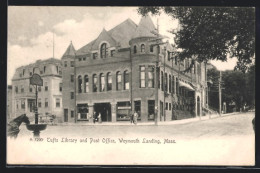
[[38, 98, 41, 108], [116, 71, 122, 90], [84, 75, 89, 93], [15, 86, 18, 93], [59, 83, 62, 92], [71, 75, 74, 82], [77, 104, 89, 120], [83, 57, 86, 61], [40, 71, 43, 74], [70, 92, 74, 99], [30, 72, 32, 76], [150, 45, 154, 52], [172, 76, 175, 94], [64, 61, 67, 67], [45, 98, 48, 107], [148, 100, 155, 120], [161, 71, 164, 91], [23, 69, 25, 76], [133, 45, 137, 54], [70, 61, 74, 67], [166, 102, 168, 110], [56, 98, 60, 108], [45, 82, 48, 91], [169, 74, 172, 93], [165, 73, 168, 92], [101, 43, 108, 59], [111, 50, 115, 57], [107, 72, 112, 91], [79, 58, 82, 61], [21, 85, 24, 93], [134, 100, 141, 119], [100, 73, 105, 92], [21, 99, 25, 109], [124, 70, 129, 90], [141, 44, 145, 52], [44, 66, 46, 73], [169, 103, 172, 110], [175, 57, 178, 65], [93, 74, 97, 92], [38, 86, 41, 92], [117, 101, 131, 121], [78, 76, 82, 93], [140, 66, 145, 88], [168, 51, 171, 61], [20, 73, 22, 77], [148, 66, 154, 88], [93, 53, 98, 59], [71, 110, 74, 118], [176, 78, 179, 95], [29, 86, 33, 92]]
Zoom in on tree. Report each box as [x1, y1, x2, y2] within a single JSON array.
[[138, 7, 255, 72]]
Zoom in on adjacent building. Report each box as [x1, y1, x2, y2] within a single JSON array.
[[11, 58, 63, 122], [61, 16, 208, 123]]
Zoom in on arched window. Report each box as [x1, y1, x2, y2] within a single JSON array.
[[141, 44, 145, 52], [78, 76, 82, 93], [133, 45, 137, 54], [116, 71, 122, 90], [107, 72, 112, 91], [84, 75, 89, 93], [124, 70, 129, 90], [100, 73, 105, 92], [101, 43, 108, 59], [93, 74, 97, 92], [169, 74, 172, 93]]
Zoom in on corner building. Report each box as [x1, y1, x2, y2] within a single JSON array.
[[61, 16, 208, 123]]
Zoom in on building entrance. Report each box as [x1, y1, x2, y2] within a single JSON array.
[[94, 103, 111, 122]]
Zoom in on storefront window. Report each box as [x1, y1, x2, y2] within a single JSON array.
[[77, 104, 89, 120], [117, 102, 131, 121], [134, 100, 141, 119], [148, 100, 155, 120]]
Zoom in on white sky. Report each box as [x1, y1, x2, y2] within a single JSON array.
[[7, 6, 237, 85]]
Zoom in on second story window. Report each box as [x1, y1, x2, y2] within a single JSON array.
[[93, 74, 97, 92], [111, 50, 115, 57], [38, 98, 41, 108], [107, 72, 112, 91], [165, 73, 168, 92], [100, 73, 105, 92], [140, 66, 145, 88], [161, 71, 164, 91], [45, 98, 48, 107], [124, 70, 129, 90], [84, 75, 89, 93], [56, 98, 60, 108], [29, 86, 33, 92], [150, 45, 154, 52], [21, 85, 24, 93], [45, 82, 48, 91], [133, 45, 137, 54], [78, 76, 82, 93], [70, 92, 74, 99], [15, 86, 18, 93], [148, 66, 154, 88], [141, 44, 145, 53], [64, 61, 67, 67], [169, 74, 172, 93], [101, 43, 108, 59], [116, 71, 122, 90], [44, 66, 46, 73], [59, 83, 62, 92]]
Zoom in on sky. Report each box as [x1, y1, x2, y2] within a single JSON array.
[[7, 6, 237, 85]]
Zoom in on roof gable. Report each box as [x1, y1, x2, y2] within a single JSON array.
[[90, 28, 117, 50], [62, 42, 76, 58]]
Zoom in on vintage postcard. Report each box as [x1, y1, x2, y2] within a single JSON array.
[[7, 6, 255, 166]]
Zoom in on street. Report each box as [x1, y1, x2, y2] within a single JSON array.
[[7, 112, 255, 166]]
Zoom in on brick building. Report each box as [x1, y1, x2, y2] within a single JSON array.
[[11, 58, 63, 122], [61, 16, 208, 123]]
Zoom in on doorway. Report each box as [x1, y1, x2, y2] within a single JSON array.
[[94, 103, 111, 122], [64, 109, 68, 122]]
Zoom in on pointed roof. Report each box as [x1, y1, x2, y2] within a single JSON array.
[[62, 41, 76, 58], [76, 18, 137, 55], [132, 15, 157, 39]]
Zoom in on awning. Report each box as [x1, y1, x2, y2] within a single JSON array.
[[179, 81, 195, 91]]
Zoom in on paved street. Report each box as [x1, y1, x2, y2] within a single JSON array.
[[7, 112, 255, 166]]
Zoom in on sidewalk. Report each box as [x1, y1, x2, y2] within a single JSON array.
[[58, 112, 243, 126]]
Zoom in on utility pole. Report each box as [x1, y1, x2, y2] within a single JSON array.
[[219, 71, 222, 116]]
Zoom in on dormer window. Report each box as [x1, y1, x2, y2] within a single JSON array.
[[141, 44, 145, 53], [101, 43, 108, 59]]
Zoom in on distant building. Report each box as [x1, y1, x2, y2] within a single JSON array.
[[61, 16, 208, 123], [11, 58, 63, 122], [7, 85, 12, 120]]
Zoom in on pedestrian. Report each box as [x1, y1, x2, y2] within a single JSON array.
[[130, 111, 134, 124], [93, 111, 96, 124], [98, 112, 102, 123], [133, 111, 138, 125]]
